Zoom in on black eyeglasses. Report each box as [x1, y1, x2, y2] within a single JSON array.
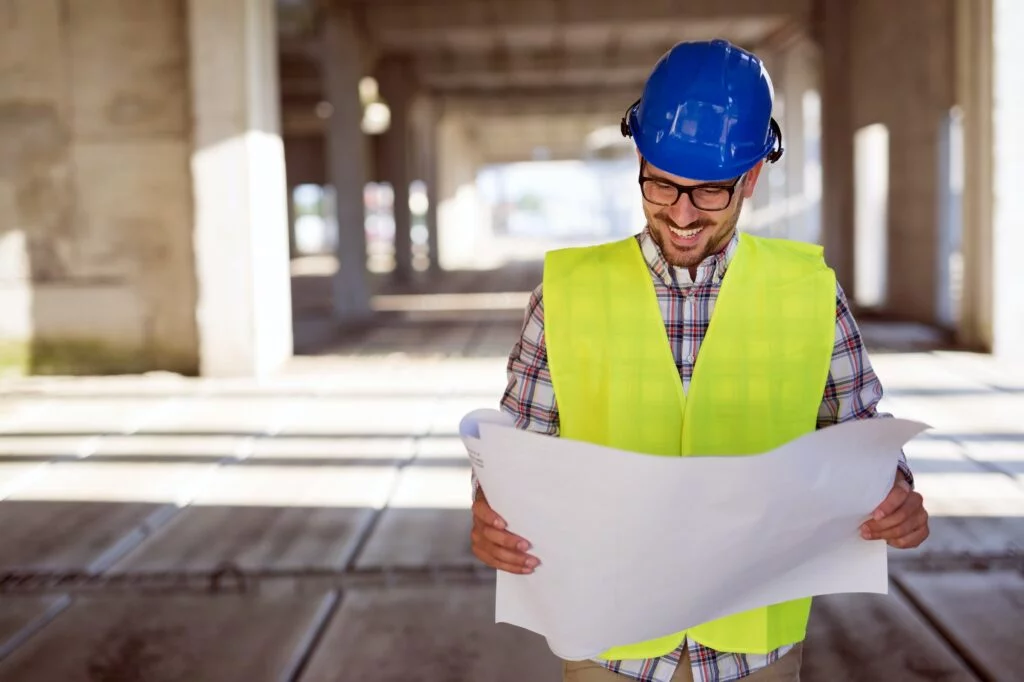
[[638, 169, 742, 211]]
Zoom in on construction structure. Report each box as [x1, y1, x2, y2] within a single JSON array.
[[0, 3, 1023, 680], [0, 0, 1021, 377]]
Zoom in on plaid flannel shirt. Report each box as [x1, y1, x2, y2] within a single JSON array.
[[497, 228, 912, 682]]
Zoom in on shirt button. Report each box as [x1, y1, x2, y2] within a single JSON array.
[[685, 355, 695, 364]]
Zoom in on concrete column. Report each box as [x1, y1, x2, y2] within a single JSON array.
[[323, 2, 372, 324], [839, 0, 956, 323], [436, 115, 496, 271], [0, 0, 200, 375], [286, 190, 299, 259], [738, 39, 818, 245], [959, 0, 1024, 355], [376, 55, 415, 282], [411, 96, 442, 273], [884, 121, 943, 323], [753, 49, 785, 236], [425, 128, 441, 274], [780, 40, 814, 244], [283, 134, 328, 259], [189, 0, 293, 377], [866, 2, 951, 324], [955, 0, 993, 349], [819, 0, 856, 297]]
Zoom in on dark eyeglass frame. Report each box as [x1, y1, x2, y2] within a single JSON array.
[[638, 165, 743, 211]]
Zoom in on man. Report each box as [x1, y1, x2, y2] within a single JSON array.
[[470, 39, 930, 682]]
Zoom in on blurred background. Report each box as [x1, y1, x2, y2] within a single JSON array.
[[0, 0, 1021, 680]]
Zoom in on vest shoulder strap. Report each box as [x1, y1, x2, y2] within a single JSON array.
[[737, 233, 833, 286], [543, 236, 639, 286]]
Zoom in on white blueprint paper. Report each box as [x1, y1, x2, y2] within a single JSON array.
[[458, 410, 928, 660]]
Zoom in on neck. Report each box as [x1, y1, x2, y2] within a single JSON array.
[[690, 228, 736, 281]]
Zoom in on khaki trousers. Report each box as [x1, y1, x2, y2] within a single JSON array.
[[562, 643, 804, 682]]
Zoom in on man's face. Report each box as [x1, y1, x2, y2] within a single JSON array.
[[639, 157, 762, 269]]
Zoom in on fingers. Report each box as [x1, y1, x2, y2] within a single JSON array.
[[471, 544, 533, 574], [887, 522, 929, 549], [868, 505, 925, 541], [472, 492, 507, 531], [869, 481, 912, 522], [470, 524, 540, 574], [480, 524, 531, 552], [860, 487, 930, 549], [862, 491, 923, 535], [470, 489, 540, 574]]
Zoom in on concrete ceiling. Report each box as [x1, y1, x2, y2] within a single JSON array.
[[355, 0, 810, 51], [278, 0, 811, 163], [456, 112, 630, 164]]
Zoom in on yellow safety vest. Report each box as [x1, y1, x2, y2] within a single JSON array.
[[543, 232, 836, 659]]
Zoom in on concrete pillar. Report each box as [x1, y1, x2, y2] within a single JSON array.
[[737, 38, 819, 246], [882, 131, 944, 324], [286, 192, 298, 259], [829, 0, 955, 322], [425, 131, 441, 274], [819, 0, 856, 297], [0, 0, 200, 375], [859, 2, 952, 324], [411, 96, 442, 273], [958, 0, 1024, 355], [323, 2, 372, 324], [934, 107, 961, 329], [955, 0, 993, 350], [436, 115, 497, 271], [376, 55, 415, 282], [0, 0, 292, 377], [751, 49, 785, 236], [779, 39, 815, 244], [283, 134, 327, 258], [189, 0, 293, 376]]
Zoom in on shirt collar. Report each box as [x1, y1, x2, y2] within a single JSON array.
[[637, 227, 739, 289]]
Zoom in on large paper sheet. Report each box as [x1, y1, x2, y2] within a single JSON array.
[[459, 410, 928, 660]]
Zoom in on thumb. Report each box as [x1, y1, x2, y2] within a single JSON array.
[[472, 490, 507, 529], [872, 481, 910, 521]]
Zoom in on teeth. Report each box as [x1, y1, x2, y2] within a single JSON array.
[[669, 226, 702, 238]]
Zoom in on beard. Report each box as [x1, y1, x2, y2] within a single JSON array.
[[646, 196, 745, 269]]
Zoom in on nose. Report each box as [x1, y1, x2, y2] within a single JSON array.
[[665, 192, 702, 226]]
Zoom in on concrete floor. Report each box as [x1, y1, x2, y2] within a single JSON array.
[[0, 263, 1021, 681]]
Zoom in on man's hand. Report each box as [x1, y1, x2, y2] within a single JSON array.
[[471, 488, 540, 574], [860, 472, 929, 549]]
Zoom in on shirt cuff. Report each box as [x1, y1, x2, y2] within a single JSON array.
[[896, 449, 915, 489]]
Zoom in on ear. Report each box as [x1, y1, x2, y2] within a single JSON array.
[[741, 161, 765, 198]]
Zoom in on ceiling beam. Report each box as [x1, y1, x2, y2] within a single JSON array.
[[423, 66, 651, 92], [282, 106, 328, 136], [413, 42, 668, 91], [360, 0, 812, 48], [281, 84, 641, 136], [280, 42, 668, 97], [439, 86, 641, 117], [416, 42, 672, 74]]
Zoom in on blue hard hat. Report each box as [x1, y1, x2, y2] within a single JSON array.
[[621, 39, 783, 182]]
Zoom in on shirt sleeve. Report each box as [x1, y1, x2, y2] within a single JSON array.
[[498, 284, 560, 436], [818, 282, 915, 487], [474, 284, 560, 497]]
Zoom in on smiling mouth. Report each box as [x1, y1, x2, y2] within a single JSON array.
[[668, 225, 704, 241]]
